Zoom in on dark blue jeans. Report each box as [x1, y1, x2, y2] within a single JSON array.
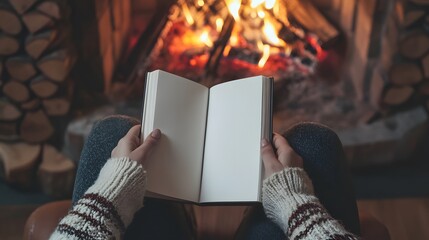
[[72, 116, 359, 239]]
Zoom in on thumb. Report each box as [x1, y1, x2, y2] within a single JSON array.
[[130, 129, 162, 164]]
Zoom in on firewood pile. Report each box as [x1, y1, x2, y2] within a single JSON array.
[[381, 0, 429, 112], [0, 0, 75, 198]]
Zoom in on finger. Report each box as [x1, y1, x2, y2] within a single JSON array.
[[261, 138, 283, 175], [273, 133, 304, 168], [130, 129, 161, 163], [272, 133, 294, 166]]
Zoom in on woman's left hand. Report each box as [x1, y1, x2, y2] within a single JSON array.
[[111, 125, 161, 165]]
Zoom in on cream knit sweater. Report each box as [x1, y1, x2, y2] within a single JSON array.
[[51, 158, 357, 239]]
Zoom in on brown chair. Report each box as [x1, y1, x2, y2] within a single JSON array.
[[24, 200, 390, 240]]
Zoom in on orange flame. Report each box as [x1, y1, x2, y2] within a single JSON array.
[[262, 20, 284, 46], [200, 29, 213, 47], [182, 3, 194, 25], [258, 44, 270, 68], [225, 0, 241, 21]]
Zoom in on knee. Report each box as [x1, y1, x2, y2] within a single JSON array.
[[284, 122, 342, 151], [94, 115, 140, 131]]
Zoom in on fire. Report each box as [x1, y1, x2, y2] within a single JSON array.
[[262, 19, 284, 47], [258, 44, 270, 68], [225, 0, 241, 21], [162, 0, 321, 73], [250, 0, 265, 8], [265, 0, 276, 9], [197, 0, 204, 7], [216, 18, 224, 32], [182, 3, 194, 25], [200, 29, 213, 47]]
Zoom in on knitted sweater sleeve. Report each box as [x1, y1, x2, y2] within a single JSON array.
[[262, 168, 358, 240], [50, 157, 147, 240]]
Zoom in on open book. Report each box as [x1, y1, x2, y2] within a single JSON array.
[[141, 70, 273, 203]]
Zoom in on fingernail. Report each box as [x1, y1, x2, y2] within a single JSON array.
[[261, 138, 268, 147], [151, 129, 161, 139]]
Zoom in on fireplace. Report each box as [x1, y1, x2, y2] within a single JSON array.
[[0, 0, 428, 197]]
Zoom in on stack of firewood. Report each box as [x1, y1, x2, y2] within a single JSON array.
[[382, 0, 429, 111], [0, 0, 75, 198]]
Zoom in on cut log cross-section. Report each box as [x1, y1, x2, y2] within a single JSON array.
[[20, 98, 40, 110], [26, 30, 58, 59], [8, 0, 37, 14], [421, 54, 429, 78], [389, 63, 423, 86], [383, 86, 415, 105], [22, 11, 53, 33], [38, 144, 75, 198], [30, 76, 58, 98], [399, 31, 429, 59], [20, 110, 54, 143], [3, 80, 30, 102], [0, 122, 19, 140], [0, 34, 19, 56], [0, 142, 41, 189], [37, 1, 61, 20], [410, 0, 429, 6], [43, 98, 70, 116], [0, 8, 22, 35], [38, 50, 72, 82], [6, 56, 37, 81], [403, 10, 425, 28], [0, 100, 21, 121]]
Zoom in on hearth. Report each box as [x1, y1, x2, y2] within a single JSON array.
[[1, 0, 429, 197]]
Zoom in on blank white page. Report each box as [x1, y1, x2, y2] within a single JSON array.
[[142, 70, 208, 202], [200, 76, 266, 203]]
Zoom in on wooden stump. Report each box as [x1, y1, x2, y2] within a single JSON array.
[[0, 142, 41, 189], [38, 144, 75, 198]]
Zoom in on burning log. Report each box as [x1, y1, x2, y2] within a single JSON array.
[[284, 0, 339, 45]]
